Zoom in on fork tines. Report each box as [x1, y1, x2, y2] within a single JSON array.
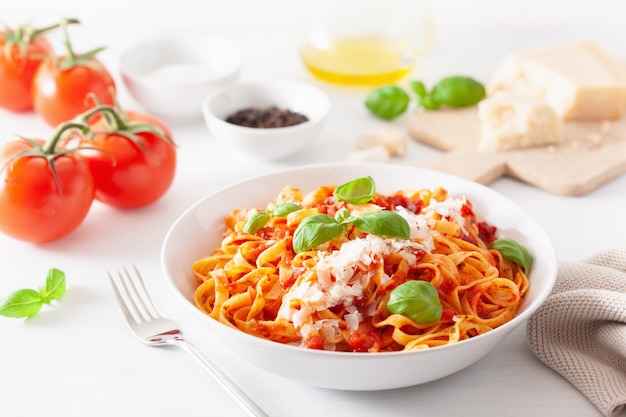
[[108, 265, 160, 324]]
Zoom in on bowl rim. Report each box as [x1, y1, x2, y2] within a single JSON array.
[[119, 34, 244, 86], [201, 78, 331, 132], [161, 162, 558, 358]]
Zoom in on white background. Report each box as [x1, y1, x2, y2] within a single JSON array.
[[2, 1, 626, 416]]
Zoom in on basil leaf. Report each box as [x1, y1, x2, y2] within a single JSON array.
[[387, 281, 443, 324], [272, 203, 301, 217], [244, 203, 302, 234], [365, 86, 410, 120], [418, 94, 441, 110], [490, 238, 533, 275], [353, 211, 410, 240], [292, 214, 343, 253], [408, 80, 427, 98], [243, 211, 271, 234], [0, 289, 43, 318], [333, 176, 376, 204], [431, 75, 486, 108], [334, 207, 354, 224], [0, 268, 68, 319], [41, 268, 66, 303]]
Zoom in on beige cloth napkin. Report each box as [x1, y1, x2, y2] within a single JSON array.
[[527, 246, 626, 417]]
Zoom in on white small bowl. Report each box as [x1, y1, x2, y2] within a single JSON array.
[[201, 79, 330, 160], [161, 163, 558, 391], [119, 35, 242, 122]]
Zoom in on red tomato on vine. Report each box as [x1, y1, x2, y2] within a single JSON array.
[[31, 19, 115, 127], [0, 126, 95, 243], [0, 22, 58, 112], [72, 106, 177, 208]]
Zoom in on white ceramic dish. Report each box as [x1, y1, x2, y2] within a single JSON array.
[[119, 35, 242, 121], [161, 163, 557, 390], [201, 79, 330, 160]]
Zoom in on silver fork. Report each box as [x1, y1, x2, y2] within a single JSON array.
[[108, 265, 270, 417]]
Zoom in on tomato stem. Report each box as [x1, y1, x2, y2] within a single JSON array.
[[61, 18, 76, 63], [76, 104, 125, 131], [29, 18, 80, 41], [57, 17, 106, 70], [3, 18, 79, 44], [42, 121, 91, 154], [75, 102, 174, 147], [2, 18, 80, 61]]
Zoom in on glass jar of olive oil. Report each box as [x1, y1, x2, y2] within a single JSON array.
[[299, 0, 433, 86]]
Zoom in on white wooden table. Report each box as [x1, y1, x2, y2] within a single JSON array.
[[2, 1, 625, 415]]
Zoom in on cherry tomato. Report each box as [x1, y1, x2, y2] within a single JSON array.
[[0, 25, 53, 112], [0, 137, 95, 243], [32, 55, 116, 127], [80, 109, 177, 208]]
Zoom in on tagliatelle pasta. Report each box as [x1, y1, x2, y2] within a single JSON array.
[[191, 181, 530, 352]]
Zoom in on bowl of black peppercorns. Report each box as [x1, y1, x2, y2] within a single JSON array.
[[202, 79, 330, 160]]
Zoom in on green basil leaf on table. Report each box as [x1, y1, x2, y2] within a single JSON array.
[[365, 76, 486, 120], [430, 75, 486, 108], [0, 289, 44, 318], [418, 94, 441, 110], [408, 80, 440, 109], [364, 86, 410, 120], [408, 80, 427, 98], [42, 267, 66, 302], [0, 268, 67, 319]]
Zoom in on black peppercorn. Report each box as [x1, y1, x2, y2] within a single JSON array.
[[225, 106, 309, 128]]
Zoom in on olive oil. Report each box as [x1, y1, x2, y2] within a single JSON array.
[[300, 36, 415, 86]]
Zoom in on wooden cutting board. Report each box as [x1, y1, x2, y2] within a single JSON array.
[[406, 108, 626, 195]]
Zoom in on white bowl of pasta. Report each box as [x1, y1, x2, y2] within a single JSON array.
[[161, 163, 557, 390]]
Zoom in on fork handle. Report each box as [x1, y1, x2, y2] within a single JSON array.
[[172, 338, 270, 417]]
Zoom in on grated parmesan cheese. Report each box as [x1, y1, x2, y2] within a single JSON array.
[[426, 196, 468, 228], [277, 194, 469, 348]]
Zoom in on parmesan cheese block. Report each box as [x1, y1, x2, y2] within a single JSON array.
[[488, 41, 626, 120], [478, 92, 563, 152]]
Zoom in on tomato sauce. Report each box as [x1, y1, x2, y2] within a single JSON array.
[[373, 193, 424, 214], [347, 328, 383, 352], [477, 221, 498, 245]]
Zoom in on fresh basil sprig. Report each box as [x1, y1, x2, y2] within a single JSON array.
[[490, 238, 533, 275], [333, 176, 376, 204], [365, 75, 486, 120], [410, 76, 486, 110], [289, 177, 410, 253], [0, 268, 67, 318], [387, 280, 443, 324], [293, 209, 410, 253], [244, 202, 302, 234]]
